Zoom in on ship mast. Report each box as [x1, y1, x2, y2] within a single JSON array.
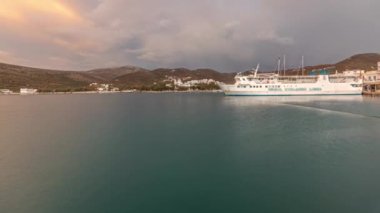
[[283, 55, 286, 76]]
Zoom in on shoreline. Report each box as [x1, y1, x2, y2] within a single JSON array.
[[0, 90, 224, 96]]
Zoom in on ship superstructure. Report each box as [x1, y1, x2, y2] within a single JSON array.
[[220, 66, 363, 96]]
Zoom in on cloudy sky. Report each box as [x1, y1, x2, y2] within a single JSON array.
[[0, 0, 379, 72]]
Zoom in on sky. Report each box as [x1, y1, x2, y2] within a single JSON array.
[[0, 0, 379, 72]]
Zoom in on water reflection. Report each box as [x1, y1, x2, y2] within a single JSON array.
[[222, 95, 365, 107], [221, 95, 380, 120]]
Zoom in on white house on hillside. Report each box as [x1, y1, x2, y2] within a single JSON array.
[[20, 88, 38, 94]]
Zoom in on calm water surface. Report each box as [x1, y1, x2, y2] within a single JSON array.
[[1, 93, 380, 213]]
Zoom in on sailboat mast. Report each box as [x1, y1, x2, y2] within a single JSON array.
[[302, 56, 304, 76], [277, 57, 281, 75]]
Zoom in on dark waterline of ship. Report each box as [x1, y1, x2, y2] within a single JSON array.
[[1, 93, 380, 213]]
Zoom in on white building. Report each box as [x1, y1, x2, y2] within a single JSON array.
[[172, 78, 217, 87], [363, 62, 380, 95], [20, 88, 38, 94], [364, 71, 380, 83], [89, 83, 115, 92], [364, 62, 380, 82]]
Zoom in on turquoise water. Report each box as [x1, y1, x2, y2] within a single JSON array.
[[1, 93, 380, 213]]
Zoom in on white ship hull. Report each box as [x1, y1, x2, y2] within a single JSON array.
[[222, 87, 362, 96], [220, 73, 363, 96]]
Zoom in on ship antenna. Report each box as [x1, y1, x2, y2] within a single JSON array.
[[254, 64, 260, 77]]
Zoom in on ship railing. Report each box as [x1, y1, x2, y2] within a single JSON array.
[[277, 76, 318, 84], [329, 76, 360, 83]]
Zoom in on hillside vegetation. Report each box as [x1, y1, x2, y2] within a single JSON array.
[[0, 63, 102, 92], [335, 53, 380, 71]]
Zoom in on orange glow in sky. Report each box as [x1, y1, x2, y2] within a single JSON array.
[[0, 0, 80, 23]]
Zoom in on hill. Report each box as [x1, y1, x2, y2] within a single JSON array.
[[1, 53, 379, 92], [0, 62, 234, 91], [0, 63, 102, 92], [87, 66, 148, 81], [335, 53, 380, 71]]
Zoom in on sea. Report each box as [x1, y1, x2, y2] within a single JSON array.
[[1, 93, 380, 213]]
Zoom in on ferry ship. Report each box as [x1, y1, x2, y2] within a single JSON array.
[[220, 65, 363, 96]]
